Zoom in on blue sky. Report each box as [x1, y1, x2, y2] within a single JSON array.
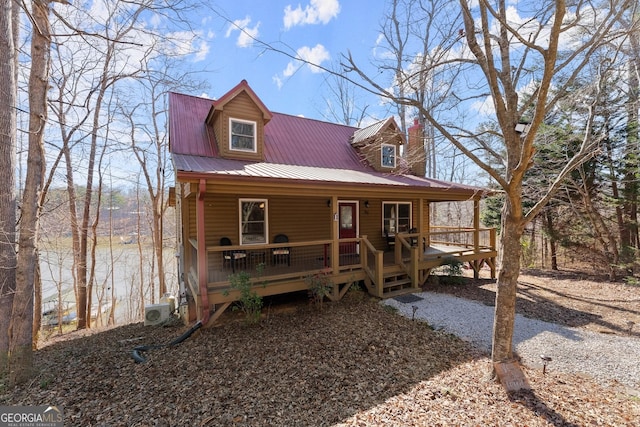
[[190, 0, 389, 122]]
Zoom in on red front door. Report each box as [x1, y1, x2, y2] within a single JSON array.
[[339, 202, 358, 255]]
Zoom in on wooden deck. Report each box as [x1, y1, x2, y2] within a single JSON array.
[[191, 233, 495, 291], [184, 229, 497, 325]]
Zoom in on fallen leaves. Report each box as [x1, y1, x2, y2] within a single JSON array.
[[1, 286, 638, 426]]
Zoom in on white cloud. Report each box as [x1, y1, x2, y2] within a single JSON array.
[[273, 75, 284, 90], [283, 0, 340, 30], [193, 40, 210, 62], [282, 61, 299, 78], [471, 96, 495, 117], [275, 44, 330, 88], [149, 13, 162, 28], [225, 16, 260, 48], [162, 31, 200, 56], [297, 44, 330, 73]]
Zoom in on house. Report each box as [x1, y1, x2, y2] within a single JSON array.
[[168, 80, 496, 326]]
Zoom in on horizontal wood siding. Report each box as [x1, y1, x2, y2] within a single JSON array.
[[358, 198, 425, 251], [358, 199, 385, 250], [185, 192, 426, 251], [187, 194, 333, 246], [355, 132, 402, 173], [187, 196, 196, 239], [217, 92, 264, 162], [268, 196, 331, 242], [204, 194, 239, 246]]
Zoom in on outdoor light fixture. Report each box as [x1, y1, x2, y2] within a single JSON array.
[[364, 200, 370, 208], [327, 199, 331, 207], [540, 355, 552, 374]]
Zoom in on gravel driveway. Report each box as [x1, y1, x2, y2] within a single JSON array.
[[383, 291, 640, 392]]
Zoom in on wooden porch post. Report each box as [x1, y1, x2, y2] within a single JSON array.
[[425, 201, 431, 247], [418, 198, 425, 250], [197, 179, 210, 323], [181, 183, 190, 288], [473, 198, 480, 279], [330, 196, 339, 276], [180, 184, 195, 322]]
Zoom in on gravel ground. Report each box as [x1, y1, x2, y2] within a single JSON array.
[[5, 290, 640, 426], [383, 291, 640, 392]]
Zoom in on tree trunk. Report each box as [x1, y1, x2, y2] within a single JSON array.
[[9, 0, 50, 386], [622, 39, 640, 271], [32, 254, 41, 346], [492, 198, 524, 363], [545, 210, 558, 270], [0, 0, 19, 381]]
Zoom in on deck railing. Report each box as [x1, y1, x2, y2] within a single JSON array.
[[187, 228, 496, 295], [360, 235, 384, 296], [204, 239, 334, 286], [428, 227, 495, 251]]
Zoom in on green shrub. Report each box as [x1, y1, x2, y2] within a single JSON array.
[[224, 264, 266, 325], [434, 259, 465, 285], [305, 271, 333, 309]]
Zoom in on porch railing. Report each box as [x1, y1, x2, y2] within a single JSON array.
[[360, 235, 384, 296], [204, 239, 334, 286], [187, 228, 496, 296], [428, 227, 495, 252]]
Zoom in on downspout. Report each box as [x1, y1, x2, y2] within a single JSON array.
[[197, 179, 210, 324]]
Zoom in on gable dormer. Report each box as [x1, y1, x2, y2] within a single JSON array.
[[351, 117, 405, 173], [205, 80, 272, 162]]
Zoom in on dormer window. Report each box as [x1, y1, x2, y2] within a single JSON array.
[[230, 118, 257, 152], [381, 144, 396, 168]]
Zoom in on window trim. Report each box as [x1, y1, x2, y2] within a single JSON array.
[[229, 118, 257, 153], [239, 198, 268, 245], [381, 143, 396, 168], [382, 201, 412, 235]]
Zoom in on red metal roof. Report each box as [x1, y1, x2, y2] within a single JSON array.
[[169, 91, 366, 170], [171, 153, 484, 192], [168, 92, 216, 157], [263, 113, 366, 170], [168, 88, 487, 197]]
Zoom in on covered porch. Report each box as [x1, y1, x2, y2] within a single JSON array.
[[180, 181, 497, 325], [174, 166, 498, 326]]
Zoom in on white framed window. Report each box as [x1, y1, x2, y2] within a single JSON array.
[[381, 144, 396, 168], [382, 202, 411, 234], [239, 199, 267, 245], [229, 118, 257, 152]]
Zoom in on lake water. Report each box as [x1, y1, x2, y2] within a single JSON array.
[[39, 244, 179, 326]]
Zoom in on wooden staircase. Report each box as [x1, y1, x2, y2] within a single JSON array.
[[381, 269, 414, 298]]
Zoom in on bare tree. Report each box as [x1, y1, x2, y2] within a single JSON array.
[[321, 64, 370, 127], [44, 0, 204, 329], [0, 0, 19, 381], [8, 0, 55, 386], [119, 54, 207, 304], [342, 0, 636, 367]]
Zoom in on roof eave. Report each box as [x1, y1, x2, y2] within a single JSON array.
[[174, 170, 485, 201]]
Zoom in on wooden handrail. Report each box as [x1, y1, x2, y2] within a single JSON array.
[[206, 238, 333, 253]]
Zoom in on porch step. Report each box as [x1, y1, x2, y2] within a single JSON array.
[[382, 271, 412, 294], [383, 277, 412, 290]]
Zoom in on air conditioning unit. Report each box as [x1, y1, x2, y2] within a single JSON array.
[[144, 303, 171, 326]]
